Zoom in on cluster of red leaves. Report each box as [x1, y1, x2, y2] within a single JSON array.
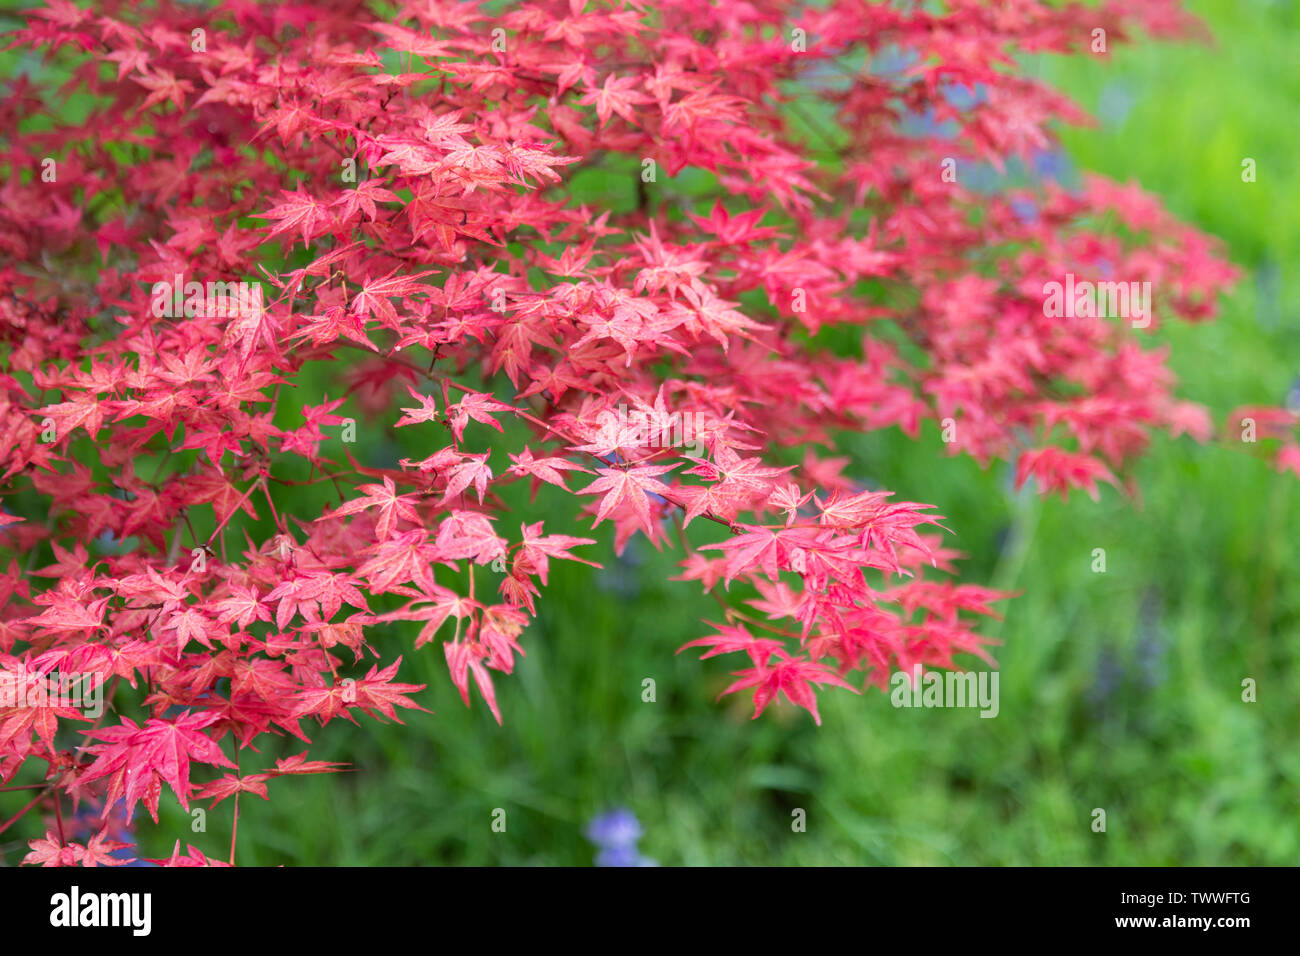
[[0, 0, 1261, 864]]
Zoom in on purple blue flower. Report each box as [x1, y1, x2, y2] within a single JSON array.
[[585, 808, 657, 867], [69, 798, 155, 866]]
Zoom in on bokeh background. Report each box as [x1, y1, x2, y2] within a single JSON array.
[[3, 0, 1298, 865]]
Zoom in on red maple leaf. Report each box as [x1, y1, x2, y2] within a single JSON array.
[[352, 657, 428, 724], [579, 73, 653, 128], [324, 476, 421, 540], [719, 654, 859, 726], [258, 189, 334, 247], [81, 711, 237, 822], [578, 464, 678, 536]]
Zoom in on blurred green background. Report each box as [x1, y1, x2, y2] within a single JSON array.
[[4, 0, 1299, 865]]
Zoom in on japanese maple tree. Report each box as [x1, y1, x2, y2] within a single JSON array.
[[0, 0, 1259, 865]]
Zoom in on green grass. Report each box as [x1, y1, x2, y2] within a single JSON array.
[[4, 0, 1298, 866]]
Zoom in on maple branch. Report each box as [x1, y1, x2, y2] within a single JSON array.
[[229, 746, 241, 866], [260, 478, 289, 534], [0, 0, 1238, 836], [206, 480, 262, 549], [177, 508, 202, 552], [672, 511, 739, 618]]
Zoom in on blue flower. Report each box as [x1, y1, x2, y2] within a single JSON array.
[[1032, 148, 1066, 181], [586, 808, 657, 866], [586, 807, 642, 847], [69, 798, 155, 866], [595, 845, 658, 867]]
